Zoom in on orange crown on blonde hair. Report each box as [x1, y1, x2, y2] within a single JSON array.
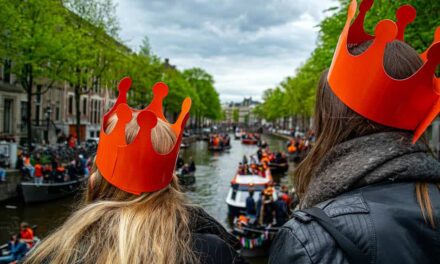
[[96, 77, 191, 195], [328, 0, 440, 143]]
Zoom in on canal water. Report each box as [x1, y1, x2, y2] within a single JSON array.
[[0, 134, 292, 263]]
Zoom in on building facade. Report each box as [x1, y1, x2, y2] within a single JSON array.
[[222, 97, 261, 126]]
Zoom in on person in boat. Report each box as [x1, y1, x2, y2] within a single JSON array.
[[0, 166, 6, 183], [24, 154, 34, 178], [19, 222, 34, 249], [188, 156, 196, 173], [181, 163, 191, 176], [24, 80, 243, 264], [256, 147, 263, 161], [270, 2, 440, 263], [242, 155, 248, 164], [176, 155, 184, 170], [245, 190, 257, 217], [258, 187, 275, 225], [274, 196, 289, 227], [0, 235, 28, 264], [33, 161, 43, 184]]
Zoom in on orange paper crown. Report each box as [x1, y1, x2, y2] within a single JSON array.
[[328, 0, 440, 143], [95, 77, 191, 195]]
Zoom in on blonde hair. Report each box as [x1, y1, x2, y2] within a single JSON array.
[[25, 112, 198, 264]]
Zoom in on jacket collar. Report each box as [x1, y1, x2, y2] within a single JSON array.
[[301, 132, 440, 208]]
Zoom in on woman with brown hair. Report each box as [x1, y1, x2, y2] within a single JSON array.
[[24, 80, 243, 264], [270, 0, 440, 263]]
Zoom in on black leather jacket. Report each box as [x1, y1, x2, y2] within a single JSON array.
[[269, 182, 440, 264]]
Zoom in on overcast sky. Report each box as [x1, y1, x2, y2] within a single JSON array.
[[114, 0, 336, 102]]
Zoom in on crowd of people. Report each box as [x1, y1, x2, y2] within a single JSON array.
[[238, 185, 296, 229], [209, 133, 231, 149], [16, 150, 91, 184], [176, 156, 196, 176]]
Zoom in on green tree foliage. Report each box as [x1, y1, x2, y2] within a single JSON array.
[[183, 68, 222, 126], [0, 0, 74, 149], [258, 0, 440, 123], [0, 0, 221, 146]]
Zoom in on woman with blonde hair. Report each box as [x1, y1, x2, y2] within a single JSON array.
[[270, 0, 440, 263], [24, 79, 243, 264]]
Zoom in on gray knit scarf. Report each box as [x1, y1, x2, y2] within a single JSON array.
[[301, 132, 440, 208]]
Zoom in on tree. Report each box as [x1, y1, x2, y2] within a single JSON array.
[[183, 68, 222, 127], [0, 0, 74, 150], [62, 0, 121, 143]]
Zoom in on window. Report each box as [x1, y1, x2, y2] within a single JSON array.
[[36, 85, 42, 103], [55, 106, 60, 121], [90, 131, 94, 138], [20, 101, 27, 132], [3, 59, 11, 83], [68, 96, 73, 114], [3, 99, 13, 133], [82, 98, 87, 115]]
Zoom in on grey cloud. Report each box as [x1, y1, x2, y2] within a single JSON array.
[[115, 0, 334, 101]]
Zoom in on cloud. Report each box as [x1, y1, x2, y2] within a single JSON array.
[[114, 0, 335, 102]]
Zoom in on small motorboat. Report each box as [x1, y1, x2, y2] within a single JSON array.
[[232, 222, 280, 258], [225, 171, 275, 216], [234, 131, 243, 140], [20, 176, 89, 203], [176, 171, 196, 186], [180, 143, 190, 149]]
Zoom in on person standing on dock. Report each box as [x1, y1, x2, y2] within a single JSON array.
[[23, 79, 244, 264]]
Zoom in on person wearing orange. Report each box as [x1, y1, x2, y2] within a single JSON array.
[[25, 78, 243, 264], [270, 1, 440, 263], [19, 222, 34, 249], [33, 161, 43, 184]]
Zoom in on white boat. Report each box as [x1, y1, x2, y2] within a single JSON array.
[[225, 171, 276, 216]]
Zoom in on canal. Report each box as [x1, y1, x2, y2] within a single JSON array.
[[0, 134, 292, 263]]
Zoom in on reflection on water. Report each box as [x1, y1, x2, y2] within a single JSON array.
[[0, 134, 292, 263]]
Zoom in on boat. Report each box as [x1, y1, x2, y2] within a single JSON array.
[[241, 138, 258, 145], [268, 162, 289, 174], [232, 223, 280, 258], [176, 171, 196, 186], [225, 171, 275, 216], [234, 131, 243, 140], [19, 176, 88, 203], [180, 143, 190, 149], [208, 145, 225, 152]]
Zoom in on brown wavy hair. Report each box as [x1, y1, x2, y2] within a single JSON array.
[[295, 40, 439, 227]]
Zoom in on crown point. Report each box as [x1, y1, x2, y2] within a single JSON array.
[[396, 5, 416, 24], [115, 103, 132, 124], [359, 0, 374, 13], [347, 0, 357, 21], [182, 97, 192, 113], [435, 26, 440, 42], [426, 42, 440, 64], [118, 77, 132, 95], [152, 82, 169, 99], [137, 110, 158, 129], [374, 20, 398, 43]]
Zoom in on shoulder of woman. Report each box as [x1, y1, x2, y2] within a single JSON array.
[[192, 233, 246, 264], [270, 193, 371, 263], [187, 206, 241, 250]]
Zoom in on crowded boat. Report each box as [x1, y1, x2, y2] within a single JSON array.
[[208, 133, 231, 151]]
